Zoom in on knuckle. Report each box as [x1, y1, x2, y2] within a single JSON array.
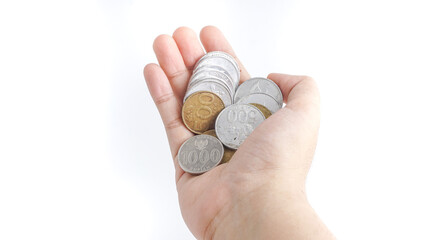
[[300, 75, 315, 84], [153, 92, 174, 106], [302, 75, 314, 81], [164, 116, 184, 131], [300, 75, 319, 91], [168, 69, 188, 81]]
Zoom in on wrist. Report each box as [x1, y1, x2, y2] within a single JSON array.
[[205, 179, 309, 240]]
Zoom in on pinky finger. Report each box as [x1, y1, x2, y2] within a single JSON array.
[[144, 63, 193, 182]]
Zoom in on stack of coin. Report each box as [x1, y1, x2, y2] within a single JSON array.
[[182, 51, 241, 135], [214, 77, 284, 151], [234, 77, 284, 114], [178, 52, 285, 174], [184, 51, 240, 107]]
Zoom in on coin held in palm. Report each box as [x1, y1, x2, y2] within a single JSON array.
[[203, 129, 236, 164], [215, 103, 265, 150], [178, 52, 285, 174], [178, 135, 224, 174], [182, 91, 225, 134]]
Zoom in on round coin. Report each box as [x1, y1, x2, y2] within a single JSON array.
[[188, 74, 233, 98], [195, 52, 240, 86], [177, 135, 224, 174], [237, 93, 282, 113], [182, 91, 225, 134], [202, 129, 217, 136], [234, 77, 283, 106], [195, 51, 239, 73], [250, 103, 272, 118], [190, 66, 236, 91], [203, 129, 236, 164], [215, 104, 265, 149], [184, 81, 233, 107]]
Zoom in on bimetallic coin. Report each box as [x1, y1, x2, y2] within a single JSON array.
[[203, 129, 236, 164], [195, 52, 240, 85], [234, 77, 283, 106], [250, 103, 272, 118], [182, 91, 225, 134], [178, 135, 224, 174], [237, 93, 281, 113], [215, 104, 265, 149], [184, 81, 233, 107]]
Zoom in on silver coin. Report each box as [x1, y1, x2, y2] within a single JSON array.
[[195, 51, 239, 73], [202, 51, 239, 86], [189, 72, 234, 95], [237, 93, 282, 113], [195, 52, 240, 85], [234, 77, 283, 106], [184, 81, 233, 106], [190, 66, 236, 91], [193, 62, 238, 89], [195, 58, 238, 90], [178, 135, 224, 174], [188, 77, 233, 97], [193, 65, 234, 83], [215, 104, 265, 149]]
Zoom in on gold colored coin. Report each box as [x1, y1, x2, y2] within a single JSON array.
[[203, 129, 236, 164], [250, 103, 272, 119], [182, 91, 225, 134], [221, 148, 236, 164], [203, 129, 217, 137]]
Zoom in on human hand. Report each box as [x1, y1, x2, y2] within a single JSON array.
[[144, 26, 334, 239]]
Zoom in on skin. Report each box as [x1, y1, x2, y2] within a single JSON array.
[[144, 26, 335, 240]]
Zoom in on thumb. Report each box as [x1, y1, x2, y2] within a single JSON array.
[[268, 73, 320, 119], [267, 72, 321, 146], [266, 73, 321, 171], [267, 73, 321, 136], [238, 74, 320, 174]]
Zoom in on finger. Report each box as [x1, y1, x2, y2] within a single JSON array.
[[199, 26, 250, 82], [172, 27, 205, 70], [153, 34, 190, 101], [267, 73, 320, 117], [144, 63, 193, 181], [253, 73, 320, 174]]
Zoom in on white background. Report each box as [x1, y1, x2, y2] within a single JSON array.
[[1, 0, 425, 239]]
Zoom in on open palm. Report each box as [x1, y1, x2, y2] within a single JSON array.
[[144, 26, 321, 239]]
